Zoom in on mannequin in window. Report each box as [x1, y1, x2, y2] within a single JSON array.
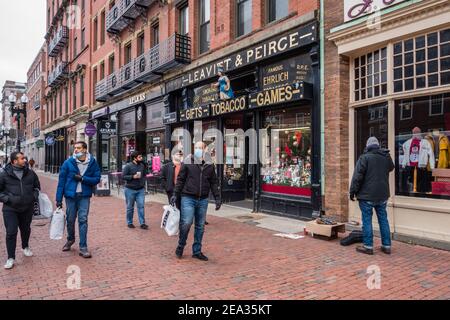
[[212, 67, 234, 100], [401, 127, 435, 193], [438, 133, 450, 169]]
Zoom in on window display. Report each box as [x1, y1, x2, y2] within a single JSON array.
[[147, 130, 165, 173], [223, 115, 244, 185], [395, 93, 450, 199], [260, 106, 312, 196]]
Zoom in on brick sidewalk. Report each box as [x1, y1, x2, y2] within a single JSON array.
[[0, 175, 449, 300]]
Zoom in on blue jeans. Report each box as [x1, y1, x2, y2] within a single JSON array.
[[124, 188, 146, 225], [359, 200, 392, 249], [65, 194, 91, 249], [178, 196, 209, 255]]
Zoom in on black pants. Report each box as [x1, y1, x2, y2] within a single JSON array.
[[3, 209, 33, 259]]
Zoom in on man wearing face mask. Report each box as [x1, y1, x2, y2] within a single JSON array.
[[171, 141, 221, 261], [56, 141, 101, 258], [122, 151, 148, 229]]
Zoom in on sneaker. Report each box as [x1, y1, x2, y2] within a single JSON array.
[[23, 247, 33, 257], [62, 240, 75, 252], [128, 224, 136, 229], [140, 224, 149, 230], [4, 258, 14, 270], [356, 245, 374, 255], [381, 246, 391, 255], [175, 247, 183, 259], [192, 253, 209, 261], [79, 248, 92, 259]]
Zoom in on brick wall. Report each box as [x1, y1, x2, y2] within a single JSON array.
[[323, 0, 350, 221]]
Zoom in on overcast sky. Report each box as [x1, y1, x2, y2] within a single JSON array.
[[0, 0, 46, 101]]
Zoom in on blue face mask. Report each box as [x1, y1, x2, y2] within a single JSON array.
[[74, 152, 85, 159], [194, 148, 203, 159]]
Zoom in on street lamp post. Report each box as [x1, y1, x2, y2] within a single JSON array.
[[8, 94, 28, 152]]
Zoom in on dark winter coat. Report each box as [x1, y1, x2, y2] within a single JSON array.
[[0, 164, 41, 213], [122, 162, 146, 190], [161, 161, 177, 193], [174, 155, 220, 200], [349, 145, 395, 202]]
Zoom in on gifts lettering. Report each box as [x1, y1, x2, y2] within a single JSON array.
[[180, 105, 210, 121], [211, 96, 247, 116], [181, 23, 317, 87]]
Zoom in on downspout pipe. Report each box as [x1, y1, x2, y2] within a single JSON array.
[[320, 0, 325, 203]]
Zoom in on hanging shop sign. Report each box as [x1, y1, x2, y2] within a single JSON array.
[[344, 0, 406, 22], [163, 111, 177, 124], [36, 140, 45, 148], [84, 123, 97, 137], [55, 135, 65, 142], [249, 82, 310, 109], [211, 96, 247, 117], [193, 85, 219, 108], [99, 121, 117, 135], [45, 135, 55, 146], [261, 55, 313, 90], [179, 105, 210, 122], [170, 22, 317, 90]]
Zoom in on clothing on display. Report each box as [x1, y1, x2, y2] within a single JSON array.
[[402, 137, 435, 169], [438, 134, 450, 169]]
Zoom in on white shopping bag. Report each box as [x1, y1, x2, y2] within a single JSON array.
[[49, 208, 65, 240], [38, 192, 53, 218], [161, 205, 180, 236]]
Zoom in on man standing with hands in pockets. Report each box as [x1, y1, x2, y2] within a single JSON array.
[[123, 151, 148, 230]]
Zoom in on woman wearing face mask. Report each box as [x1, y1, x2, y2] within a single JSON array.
[[161, 149, 184, 209]]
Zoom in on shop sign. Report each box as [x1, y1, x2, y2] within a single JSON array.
[[211, 96, 247, 116], [91, 106, 109, 119], [249, 82, 307, 109], [179, 105, 210, 122], [99, 121, 117, 135], [45, 135, 55, 146], [32, 128, 41, 137], [193, 85, 219, 108], [344, 0, 406, 22], [55, 135, 65, 142], [129, 92, 147, 106], [261, 55, 313, 90], [163, 111, 177, 124], [84, 123, 97, 137], [36, 140, 45, 148], [179, 22, 317, 88]]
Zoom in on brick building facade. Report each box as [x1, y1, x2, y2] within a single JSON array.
[[25, 44, 47, 170]]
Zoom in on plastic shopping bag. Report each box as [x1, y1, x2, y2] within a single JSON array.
[[38, 192, 53, 218], [161, 205, 180, 236], [49, 208, 65, 240]]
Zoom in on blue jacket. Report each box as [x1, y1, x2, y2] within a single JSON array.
[[56, 156, 101, 202]]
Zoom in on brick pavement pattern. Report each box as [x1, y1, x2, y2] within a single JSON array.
[[1, 175, 449, 300]]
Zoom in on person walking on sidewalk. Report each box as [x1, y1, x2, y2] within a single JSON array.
[[161, 150, 183, 209], [350, 136, 395, 255], [56, 141, 101, 258], [171, 141, 221, 261], [123, 151, 148, 230], [0, 152, 41, 269]]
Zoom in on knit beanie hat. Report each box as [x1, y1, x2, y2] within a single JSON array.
[[366, 136, 380, 147]]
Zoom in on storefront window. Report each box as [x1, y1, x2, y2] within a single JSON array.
[[110, 136, 118, 172], [194, 120, 217, 163], [355, 103, 389, 160], [121, 135, 136, 168], [147, 130, 165, 173], [395, 93, 450, 199], [224, 115, 245, 184], [393, 28, 450, 92], [260, 106, 312, 196], [90, 137, 97, 160]]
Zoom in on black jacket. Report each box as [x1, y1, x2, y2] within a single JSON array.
[[122, 162, 146, 190], [350, 146, 395, 202], [161, 161, 178, 193], [0, 164, 41, 213], [174, 156, 220, 200]]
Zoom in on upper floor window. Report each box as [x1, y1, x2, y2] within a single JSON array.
[[199, 0, 210, 54], [124, 42, 132, 65], [137, 32, 145, 56], [179, 3, 189, 36], [100, 10, 106, 45], [393, 28, 450, 93], [93, 18, 98, 50], [109, 54, 115, 75], [151, 22, 159, 47], [237, 0, 252, 37], [81, 28, 86, 49], [267, 0, 289, 23], [354, 48, 388, 101]]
